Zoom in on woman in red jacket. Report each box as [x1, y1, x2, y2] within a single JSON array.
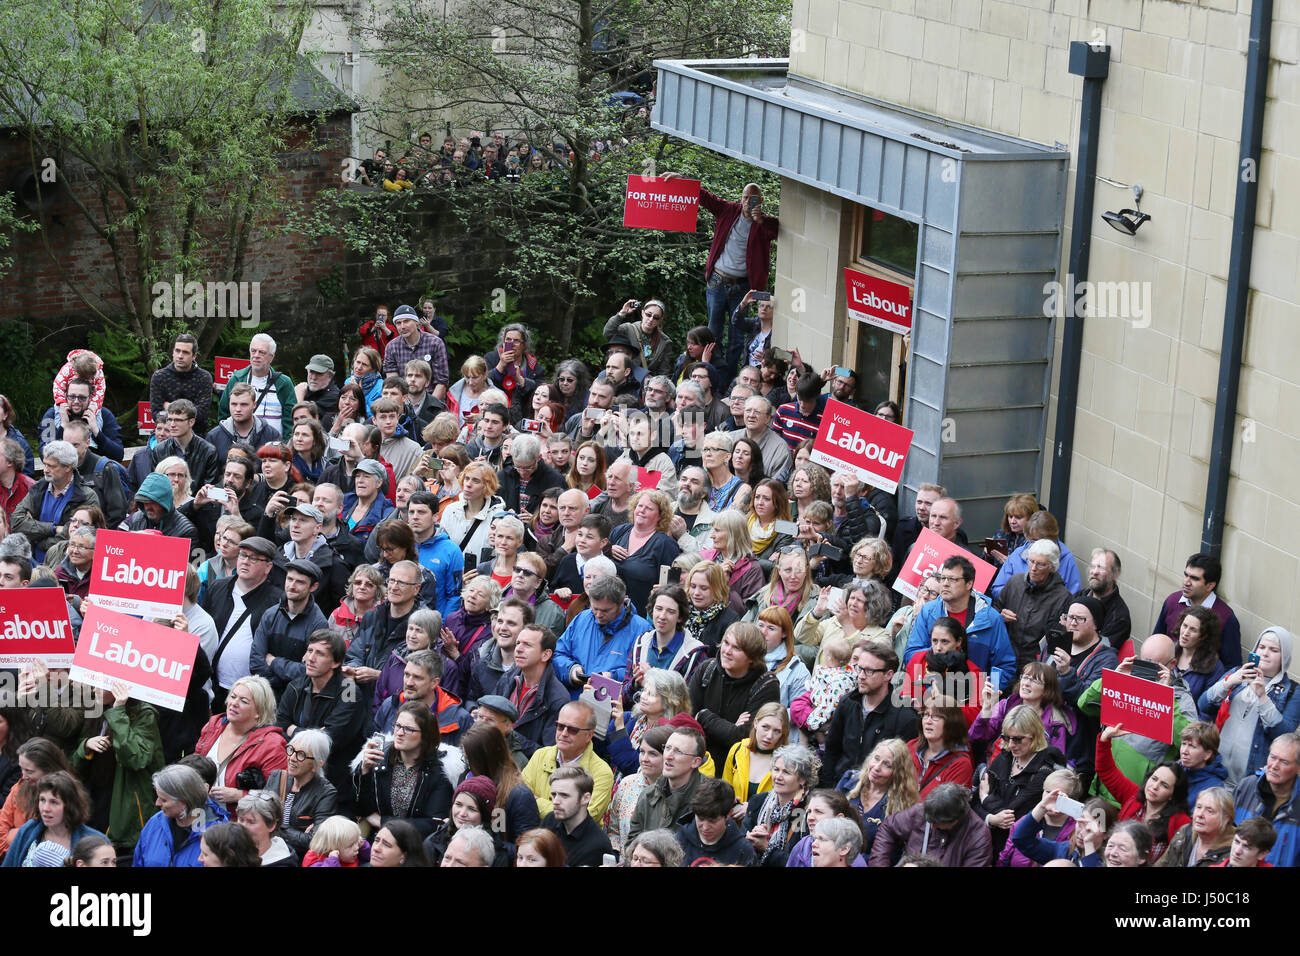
[[194, 675, 288, 814], [1096, 722, 1191, 863], [900, 616, 984, 726], [907, 693, 973, 798]]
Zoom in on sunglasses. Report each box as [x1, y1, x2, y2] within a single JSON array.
[[1000, 734, 1029, 744], [555, 722, 592, 736]]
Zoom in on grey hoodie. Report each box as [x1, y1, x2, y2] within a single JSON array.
[[1209, 626, 1295, 784]]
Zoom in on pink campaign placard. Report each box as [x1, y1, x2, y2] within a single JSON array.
[[88, 528, 190, 618], [71, 604, 200, 712], [622, 176, 701, 232], [1100, 669, 1176, 745], [844, 267, 914, 336], [893, 527, 996, 601], [0, 588, 76, 667], [810, 398, 913, 494]]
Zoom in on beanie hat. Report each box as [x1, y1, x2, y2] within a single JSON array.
[[134, 472, 175, 513], [454, 775, 498, 816], [658, 712, 705, 736], [1072, 594, 1106, 630]]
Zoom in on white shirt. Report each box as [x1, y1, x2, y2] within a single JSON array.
[[248, 372, 282, 437], [215, 584, 256, 691]]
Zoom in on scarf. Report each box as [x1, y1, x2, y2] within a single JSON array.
[[685, 602, 726, 643], [768, 581, 804, 614], [756, 790, 804, 864], [748, 514, 776, 556]]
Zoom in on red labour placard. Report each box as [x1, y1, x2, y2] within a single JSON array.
[[1099, 669, 1176, 744], [811, 398, 913, 494], [214, 356, 251, 387], [622, 176, 701, 232], [138, 402, 155, 435], [88, 528, 190, 618], [0, 588, 76, 667], [844, 267, 914, 336], [71, 605, 200, 712], [894, 527, 996, 601]]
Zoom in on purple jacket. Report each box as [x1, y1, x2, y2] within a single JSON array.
[[373, 648, 409, 717], [785, 833, 867, 867], [998, 814, 1076, 867], [440, 608, 494, 699], [970, 693, 1076, 757]]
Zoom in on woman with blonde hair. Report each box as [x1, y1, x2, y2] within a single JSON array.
[[986, 492, 1039, 565], [722, 702, 790, 803], [1156, 786, 1235, 867], [756, 606, 811, 716], [682, 561, 741, 654], [194, 675, 288, 814], [345, 346, 383, 416], [977, 703, 1066, 856], [609, 488, 681, 615], [154, 456, 194, 510], [745, 545, 820, 624], [842, 738, 920, 855], [331, 564, 385, 643], [448, 355, 490, 427], [439, 460, 504, 560], [795, 579, 893, 668], [704, 509, 766, 614]]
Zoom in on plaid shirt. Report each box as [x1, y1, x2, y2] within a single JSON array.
[[382, 331, 449, 386]]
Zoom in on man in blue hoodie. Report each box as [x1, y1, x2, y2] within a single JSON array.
[[904, 555, 1017, 690], [407, 492, 463, 617], [553, 574, 649, 698]]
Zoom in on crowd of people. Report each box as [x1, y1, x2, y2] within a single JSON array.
[[0, 175, 1292, 869]]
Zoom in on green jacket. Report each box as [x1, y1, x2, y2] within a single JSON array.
[[217, 364, 296, 436], [1078, 676, 1190, 805], [74, 702, 165, 850]]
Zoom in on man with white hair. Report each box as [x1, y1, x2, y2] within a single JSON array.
[[10, 440, 99, 563], [217, 332, 296, 437], [670, 465, 714, 550], [592, 458, 636, 527], [541, 488, 590, 576], [728, 395, 792, 484], [441, 826, 495, 867], [993, 538, 1072, 672], [498, 433, 565, 517], [927, 496, 983, 559]]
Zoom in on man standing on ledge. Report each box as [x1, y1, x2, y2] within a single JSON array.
[[661, 172, 779, 376]]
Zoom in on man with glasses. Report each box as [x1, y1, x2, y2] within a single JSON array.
[[202, 536, 284, 710], [627, 726, 707, 843], [727, 397, 792, 486], [344, 558, 424, 709], [312, 482, 365, 572], [505, 553, 566, 634], [1232, 732, 1300, 867], [522, 700, 615, 822], [275, 629, 366, 811], [904, 555, 1016, 691], [497, 433, 564, 518], [720, 382, 753, 433], [604, 298, 676, 377], [40, 378, 125, 464], [150, 398, 219, 493], [823, 640, 917, 785]]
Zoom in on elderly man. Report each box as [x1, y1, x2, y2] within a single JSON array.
[[10, 440, 99, 563], [994, 539, 1073, 672], [927, 497, 983, 559], [604, 299, 676, 378], [383, 304, 449, 399], [670, 466, 715, 550], [498, 433, 564, 517], [294, 354, 340, 429], [522, 702, 615, 823], [553, 574, 649, 695], [728, 395, 792, 484], [61, 419, 127, 529], [828, 471, 886, 549], [1078, 632, 1195, 800], [1232, 732, 1300, 867], [216, 332, 296, 436], [592, 458, 635, 527], [641, 375, 677, 448], [541, 488, 589, 576]]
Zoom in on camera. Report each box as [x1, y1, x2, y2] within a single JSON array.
[[630, 300, 642, 309], [235, 767, 266, 790], [809, 542, 843, 561], [521, 418, 543, 433]]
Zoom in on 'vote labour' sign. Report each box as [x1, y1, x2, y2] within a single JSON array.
[[0, 588, 76, 667], [622, 176, 701, 233], [1100, 669, 1176, 744], [894, 527, 996, 601], [811, 398, 913, 494], [88, 529, 190, 618], [844, 268, 913, 336], [71, 605, 199, 712], [214, 356, 251, 387]]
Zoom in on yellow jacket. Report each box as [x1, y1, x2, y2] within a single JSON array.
[[722, 740, 773, 803], [523, 743, 615, 823]]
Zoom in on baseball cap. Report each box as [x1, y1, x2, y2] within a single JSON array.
[[283, 502, 325, 523], [238, 536, 277, 559], [305, 355, 335, 374]]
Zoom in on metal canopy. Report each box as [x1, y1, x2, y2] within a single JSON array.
[[653, 59, 1070, 534]]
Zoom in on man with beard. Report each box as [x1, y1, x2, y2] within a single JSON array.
[[186, 456, 266, 554], [294, 355, 341, 430], [1059, 547, 1132, 651], [669, 466, 715, 551]]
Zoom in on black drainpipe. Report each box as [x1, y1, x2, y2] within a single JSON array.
[[1202, 0, 1272, 556], [1047, 42, 1109, 526]]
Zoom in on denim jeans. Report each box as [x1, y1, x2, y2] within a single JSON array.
[[706, 271, 749, 376]]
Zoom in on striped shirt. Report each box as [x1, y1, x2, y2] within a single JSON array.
[[775, 395, 827, 448]]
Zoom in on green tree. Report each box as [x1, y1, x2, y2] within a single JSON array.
[[358, 0, 789, 354], [0, 0, 340, 370]]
